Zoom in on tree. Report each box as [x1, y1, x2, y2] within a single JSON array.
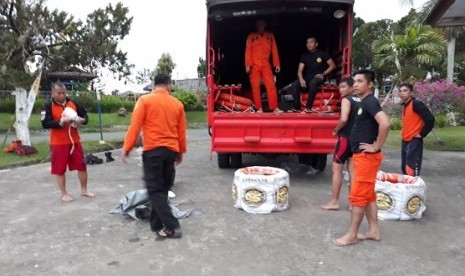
[[352, 17, 394, 90], [197, 57, 206, 78], [373, 25, 446, 83], [135, 68, 155, 85], [155, 53, 176, 76], [0, 0, 134, 88], [400, 0, 465, 81]]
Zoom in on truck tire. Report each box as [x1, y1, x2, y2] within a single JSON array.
[[298, 154, 316, 166], [314, 154, 327, 171], [230, 153, 242, 168], [218, 153, 231, 168], [298, 153, 327, 172]]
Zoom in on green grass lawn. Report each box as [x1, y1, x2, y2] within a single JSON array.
[[385, 126, 465, 151], [0, 140, 123, 169], [0, 111, 207, 131]]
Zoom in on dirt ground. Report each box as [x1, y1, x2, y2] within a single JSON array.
[[1, 131, 464, 276]]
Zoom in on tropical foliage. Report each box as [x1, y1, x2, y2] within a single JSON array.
[[0, 0, 133, 89], [414, 80, 465, 115], [372, 25, 446, 82]]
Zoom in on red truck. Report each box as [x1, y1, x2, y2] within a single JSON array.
[[205, 0, 354, 170]]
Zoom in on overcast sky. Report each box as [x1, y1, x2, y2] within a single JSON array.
[[45, 0, 429, 92]]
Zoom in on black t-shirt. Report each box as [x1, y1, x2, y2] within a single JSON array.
[[350, 94, 382, 153], [299, 50, 330, 81], [338, 95, 361, 138]]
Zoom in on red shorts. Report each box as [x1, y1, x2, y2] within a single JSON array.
[[50, 143, 86, 175], [348, 152, 383, 207]]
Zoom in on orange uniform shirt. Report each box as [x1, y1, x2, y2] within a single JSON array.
[[245, 31, 280, 68], [49, 100, 81, 145], [401, 100, 424, 142], [123, 88, 187, 154]]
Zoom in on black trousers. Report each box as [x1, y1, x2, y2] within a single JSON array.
[[142, 147, 180, 231], [401, 138, 423, 176], [291, 77, 324, 109]]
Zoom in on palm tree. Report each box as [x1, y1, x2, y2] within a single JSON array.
[[373, 25, 446, 82], [400, 0, 465, 81]]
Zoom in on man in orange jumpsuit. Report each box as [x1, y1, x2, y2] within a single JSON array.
[[122, 74, 186, 239], [245, 18, 282, 113]]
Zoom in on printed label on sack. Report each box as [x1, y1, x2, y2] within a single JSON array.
[[376, 191, 395, 212]]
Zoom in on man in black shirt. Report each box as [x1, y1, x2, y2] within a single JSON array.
[[333, 69, 390, 246], [321, 77, 360, 211], [288, 36, 336, 113]]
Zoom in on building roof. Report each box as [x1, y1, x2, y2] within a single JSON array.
[[47, 66, 98, 81], [425, 0, 465, 27]]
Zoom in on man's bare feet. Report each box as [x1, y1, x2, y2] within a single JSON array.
[[81, 191, 96, 198], [320, 202, 340, 210], [333, 233, 359, 246], [357, 231, 381, 241], [61, 194, 74, 202]]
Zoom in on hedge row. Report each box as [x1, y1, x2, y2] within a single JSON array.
[[0, 88, 205, 113]]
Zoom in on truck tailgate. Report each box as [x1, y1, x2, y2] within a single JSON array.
[[211, 112, 339, 153]]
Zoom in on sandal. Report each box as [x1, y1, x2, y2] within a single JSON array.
[[156, 228, 182, 240], [301, 108, 316, 114]]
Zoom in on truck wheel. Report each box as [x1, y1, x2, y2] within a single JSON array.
[[298, 154, 316, 166], [218, 153, 231, 168], [230, 153, 242, 168], [314, 154, 327, 171]]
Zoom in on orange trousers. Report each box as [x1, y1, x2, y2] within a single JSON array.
[[348, 152, 384, 207], [249, 65, 278, 110]]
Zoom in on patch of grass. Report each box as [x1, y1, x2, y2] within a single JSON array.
[[0, 111, 207, 131], [0, 139, 123, 170], [385, 126, 465, 151], [185, 111, 207, 123]]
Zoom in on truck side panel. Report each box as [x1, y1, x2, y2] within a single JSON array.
[[212, 113, 338, 153]]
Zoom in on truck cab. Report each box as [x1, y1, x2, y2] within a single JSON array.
[[206, 0, 354, 169]]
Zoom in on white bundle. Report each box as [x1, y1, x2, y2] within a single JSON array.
[[375, 171, 427, 220], [62, 107, 78, 128], [233, 166, 290, 214]]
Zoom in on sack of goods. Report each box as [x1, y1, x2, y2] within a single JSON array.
[[375, 171, 427, 220], [232, 166, 289, 214]]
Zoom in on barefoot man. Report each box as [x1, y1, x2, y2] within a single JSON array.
[[41, 82, 95, 202], [333, 70, 390, 246], [321, 77, 359, 211]]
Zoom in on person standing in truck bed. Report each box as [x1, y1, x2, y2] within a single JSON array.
[[245, 18, 283, 114]]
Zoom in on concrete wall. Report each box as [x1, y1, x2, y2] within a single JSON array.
[[174, 78, 207, 93]]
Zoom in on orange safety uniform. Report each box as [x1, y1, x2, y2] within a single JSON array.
[[348, 152, 384, 207], [123, 88, 187, 154], [42, 99, 84, 145], [245, 31, 280, 110]]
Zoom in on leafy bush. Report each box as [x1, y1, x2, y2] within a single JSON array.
[[99, 95, 136, 113], [122, 101, 135, 112], [0, 96, 46, 113], [0, 96, 15, 113], [172, 88, 203, 111], [33, 98, 46, 113], [390, 118, 402, 130], [383, 101, 402, 119], [69, 91, 97, 112], [434, 115, 447, 128], [414, 80, 465, 115]]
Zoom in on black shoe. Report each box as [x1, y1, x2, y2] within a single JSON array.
[[85, 154, 94, 165], [105, 151, 115, 162], [86, 154, 103, 165]]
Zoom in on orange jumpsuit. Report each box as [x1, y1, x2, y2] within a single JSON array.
[[245, 31, 280, 110]]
